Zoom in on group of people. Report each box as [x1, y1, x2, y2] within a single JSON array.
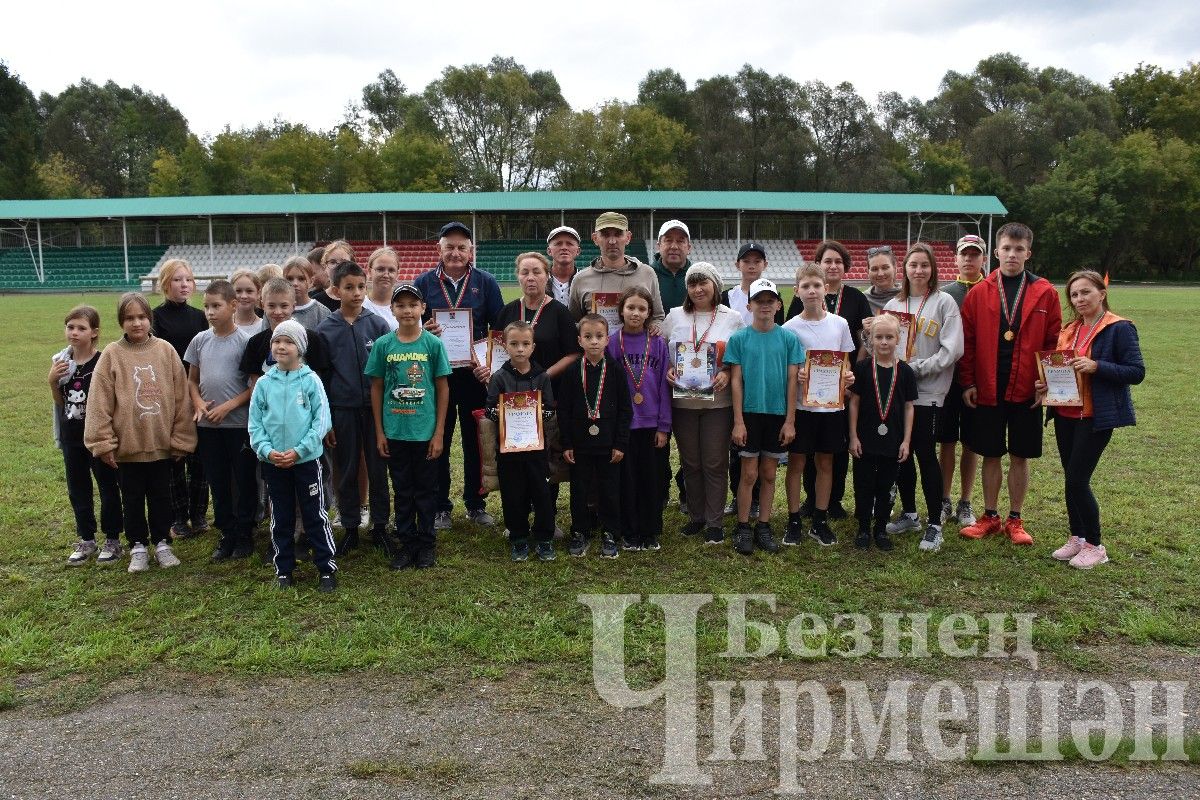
[[51, 214, 1146, 590]]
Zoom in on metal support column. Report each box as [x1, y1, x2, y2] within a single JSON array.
[[906, 214, 912, 249], [736, 210, 742, 245], [822, 213, 828, 240], [382, 212, 388, 247], [986, 215, 994, 275], [293, 214, 299, 254], [471, 212, 477, 243], [649, 210, 655, 242], [35, 219, 45, 283], [208, 216, 215, 273], [122, 217, 130, 282]]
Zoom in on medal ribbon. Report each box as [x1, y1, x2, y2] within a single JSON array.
[[437, 265, 473, 309], [827, 285, 845, 317], [581, 357, 607, 421], [524, 295, 550, 328], [872, 356, 898, 430], [619, 329, 651, 397], [1071, 313, 1105, 356], [907, 290, 931, 322], [998, 273, 1027, 333], [691, 311, 718, 350]]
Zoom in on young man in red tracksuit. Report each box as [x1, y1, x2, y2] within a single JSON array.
[[957, 222, 1061, 546]]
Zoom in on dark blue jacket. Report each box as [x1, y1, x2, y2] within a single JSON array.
[[1085, 320, 1144, 431], [315, 307, 391, 408], [416, 264, 504, 354]]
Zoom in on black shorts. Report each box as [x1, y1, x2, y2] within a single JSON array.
[[936, 382, 974, 444], [969, 401, 1043, 459], [791, 409, 849, 455], [738, 412, 787, 459]]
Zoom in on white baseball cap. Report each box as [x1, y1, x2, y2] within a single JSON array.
[[546, 225, 581, 243], [749, 278, 781, 301], [657, 219, 690, 239]]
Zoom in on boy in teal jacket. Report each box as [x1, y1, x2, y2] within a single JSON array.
[[248, 320, 337, 591]]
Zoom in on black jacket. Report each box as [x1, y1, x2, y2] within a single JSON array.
[[239, 325, 329, 380], [557, 355, 632, 454], [486, 360, 555, 410], [152, 300, 207, 364]]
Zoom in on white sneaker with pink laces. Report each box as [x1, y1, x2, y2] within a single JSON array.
[[1052, 535, 1085, 561], [1069, 542, 1108, 570]]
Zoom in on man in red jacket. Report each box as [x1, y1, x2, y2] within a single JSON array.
[[957, 222, 1061, 545]]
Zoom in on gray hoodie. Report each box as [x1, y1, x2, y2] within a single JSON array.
[[881, 290, 964, 407], [567, 256, 665, 324]]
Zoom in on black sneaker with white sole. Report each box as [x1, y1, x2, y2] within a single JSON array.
[[754, 522, 780, 553], [783, 519, 803, 546], [733, 523, 754, 555], [704, 526, 724, 545], [808, 520, 837, 547]]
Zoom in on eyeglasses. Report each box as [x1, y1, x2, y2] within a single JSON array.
[[866, 245, 893, 257]]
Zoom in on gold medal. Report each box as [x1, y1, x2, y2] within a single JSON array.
[[588, 424, 600, 436], [1004, 330, 1015, 342], [633, 392, 644, 404], [691, 357, 702, 368]]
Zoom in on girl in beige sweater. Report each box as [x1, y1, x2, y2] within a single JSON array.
[[85, 293, 197, 573]]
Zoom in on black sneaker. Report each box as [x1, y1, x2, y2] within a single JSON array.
[[680, 519, 705, 537], [211, 536, 235, 561], [415, 547, 436, 569], [754, 522, 780, 553], [621, 538, 642, 552], [828, 503, 849, 520], [231, 540, 254, 559], [644, 536, 661, 552], [733, 523, 754, 556], [390, 548, 417, 571], [275, 574, 294, 589], [510, 540, 530, 562], [335, 529, 359, 556], [854, 529, 871, 549], [808, 520, 837, 547], [191, 519, 211, 536], [600, 533, 619, 559], [568, 532, 589, 557], [317, 573, 338, 592], [704, 526, 724, 545], [874, 531, 894, 552], [535, 541, 556, 562], [370, 527, 395, 556], [783, 519, 803, 546]]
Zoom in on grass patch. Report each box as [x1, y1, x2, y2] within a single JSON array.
[[347, 756, 468, 783], [972, 733, 1200, 765], [1, 288, 1198, 703]]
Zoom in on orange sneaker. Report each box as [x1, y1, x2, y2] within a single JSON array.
[[959, 514, 1003, 539], [1004, 516, 1033, 546]]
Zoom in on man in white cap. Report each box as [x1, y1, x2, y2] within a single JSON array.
[[651, 219, 693, 313], [568, 211, 665, 327], [545, 225, 581, 306]]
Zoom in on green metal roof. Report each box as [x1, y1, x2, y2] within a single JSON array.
[[0, 190, 1006, 220]]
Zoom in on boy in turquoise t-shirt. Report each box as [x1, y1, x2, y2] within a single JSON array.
[[366, 284, 451, 570], [724, 279, 805, 556]]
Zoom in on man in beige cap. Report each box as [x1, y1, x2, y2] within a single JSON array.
[[568, 212, 665, 328]]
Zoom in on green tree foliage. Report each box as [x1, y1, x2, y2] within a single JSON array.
[[0, 62, 41, 199], [546, 102, 691, 190], [40, 79, 188, 197], [36, 153, 102, 199]]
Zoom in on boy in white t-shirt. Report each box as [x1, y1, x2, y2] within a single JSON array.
[[782, 264, 855, 547]]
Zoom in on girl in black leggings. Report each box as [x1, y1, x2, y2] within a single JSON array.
[[1040, 271, 1144, 570]]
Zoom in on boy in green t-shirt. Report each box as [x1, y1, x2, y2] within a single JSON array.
[[366, 284, 451, 570]]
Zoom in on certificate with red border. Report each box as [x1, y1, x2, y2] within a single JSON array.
[[802, 350, 847, 409], [1037, 350, 1083, 407], [498, 390, 545, 453], [590, 292, 622, 333], [882, 310, 916, 360]]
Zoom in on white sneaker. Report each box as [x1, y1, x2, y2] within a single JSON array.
[[434, 511, 452, 530], [154, 542, 181, 568], [918, 524, 944, 552], [886, 513, 921, 535], [128, 544, 149, 573], [955, 500, 977, 527], [68, 539, 96, 565], [96, 539, 124, 565], [359, 506, 370, 528], [1052, 535, 1085, 561]]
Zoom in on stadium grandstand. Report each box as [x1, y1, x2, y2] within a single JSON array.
[[0, 191, 1005, 292]]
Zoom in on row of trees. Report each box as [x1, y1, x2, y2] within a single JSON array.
[[1, 55, 1198, 277]]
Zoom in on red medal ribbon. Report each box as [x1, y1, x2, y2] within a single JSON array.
[[691, 311, 718, 350], [524, 295, 549, 328], [998, 273, 1027, 333], [619, 329, 652, 398], [872, 356, 898, 429], [437, 265, 473, 309], [907, 290, 931, 323], [827, 285, 845, 317], [581, 356, 607, 421]]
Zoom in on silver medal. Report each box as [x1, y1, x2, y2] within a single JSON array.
[[877, 423, 888, 436]]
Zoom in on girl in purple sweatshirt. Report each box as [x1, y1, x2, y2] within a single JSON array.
[[607, 286, 672, 551]]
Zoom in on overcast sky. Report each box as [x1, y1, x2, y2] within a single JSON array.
[[7, 0, 1199, 138]]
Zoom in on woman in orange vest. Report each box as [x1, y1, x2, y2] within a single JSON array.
[[1038, 270, 1145, 570]]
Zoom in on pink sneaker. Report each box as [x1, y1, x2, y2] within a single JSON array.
[[1068, 543, 1109, 570], [1051, 535, 1085, 561]]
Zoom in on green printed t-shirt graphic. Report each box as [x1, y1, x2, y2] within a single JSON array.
[[364, 329, 452, 441]]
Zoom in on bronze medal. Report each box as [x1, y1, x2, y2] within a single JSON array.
[[1004, 330, 1015, 342], [691, 357, 702, 368], [588, 424, 600, 436], [633, 392, 644, 405]]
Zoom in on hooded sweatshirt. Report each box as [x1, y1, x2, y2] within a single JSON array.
[[568, 256, 665, 324], [651, 255, 692, 312], [248, 363, 331, 464], [879, 290, 964, 407], [84, 335, 196, 462]]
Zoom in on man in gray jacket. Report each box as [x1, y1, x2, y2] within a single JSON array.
[[568, 212, 664, 329]]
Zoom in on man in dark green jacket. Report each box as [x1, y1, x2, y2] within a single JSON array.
[[651, 219, 693, 312]]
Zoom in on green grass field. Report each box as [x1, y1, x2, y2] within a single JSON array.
[[1, 287, 1197, 708]]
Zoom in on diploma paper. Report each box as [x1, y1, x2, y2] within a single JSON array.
[[882, 310, 916, 361], [672, 341, 716, 400], [435, 309, 474, 367], [499, 390, 545, 453], [1037, 350, 1083, 407], [802, 350, 847, 409], [486, 331, 510, 375], [590, 292, 622, 333]]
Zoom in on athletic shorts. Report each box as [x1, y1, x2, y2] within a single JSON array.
[[738, 412, 787, 460], [936, 381, 974, 444], [790, 409, 849, 455], [969, 401, 1043, 459]]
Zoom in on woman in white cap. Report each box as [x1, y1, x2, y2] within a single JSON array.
[[661, 263, 746, 544]]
